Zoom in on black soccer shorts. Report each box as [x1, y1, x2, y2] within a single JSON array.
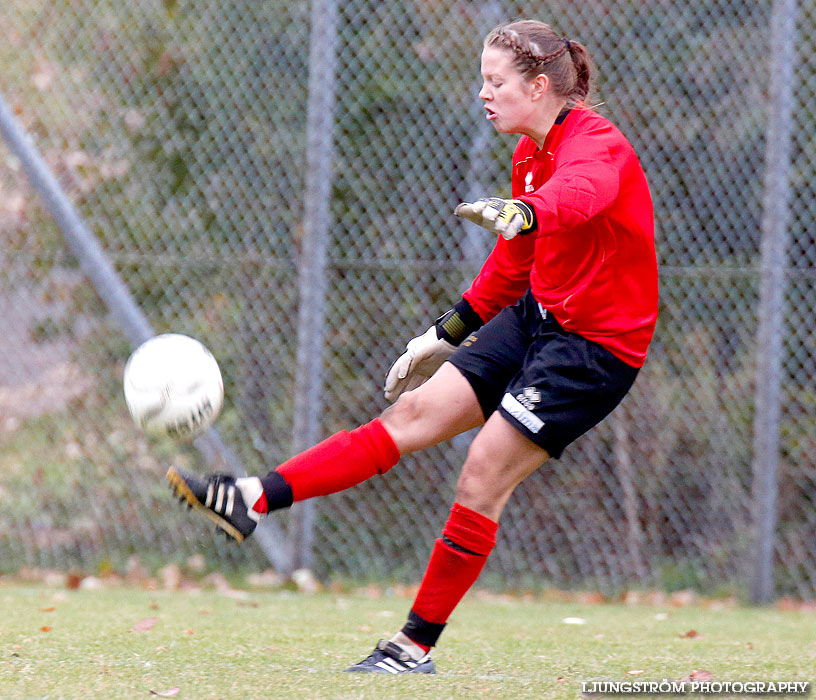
[[448, 289, 639, 458]]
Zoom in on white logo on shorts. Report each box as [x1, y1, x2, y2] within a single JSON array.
[[516, 386, 541, 411], [501, 393, 544, 434]]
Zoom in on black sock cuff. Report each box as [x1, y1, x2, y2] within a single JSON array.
[[401, 609, 446, 648], [259, 471, 294, 511], [441, 534, 485, 557]]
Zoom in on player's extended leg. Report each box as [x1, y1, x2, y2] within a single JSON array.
[[345, 409, 548, 673], [167, 362, 484, 541]]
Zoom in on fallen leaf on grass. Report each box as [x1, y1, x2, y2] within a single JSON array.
[[40, 626, 52, 633], [149, 687, 180, 697], [680, 669, 713, 682], [679, 629, 700, 638], [132, 617, 158, 632], [39, 607, 56, 612], [626, 669, 644, 676]]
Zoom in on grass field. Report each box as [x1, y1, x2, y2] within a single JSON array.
[[1, 585, 813, 700]]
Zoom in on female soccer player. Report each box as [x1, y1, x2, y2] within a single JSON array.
[[168, 19, 658, 674]]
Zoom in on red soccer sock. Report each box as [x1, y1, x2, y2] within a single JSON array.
[[257, 418, 400, 508], [401, 502, 498, 650]]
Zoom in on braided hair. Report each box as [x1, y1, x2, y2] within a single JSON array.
[[484, 20, 594, 107]]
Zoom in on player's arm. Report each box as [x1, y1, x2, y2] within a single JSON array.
[[456, 130, 621, 240], [460, 220, 537, 322], [516, 133, 621, 235]]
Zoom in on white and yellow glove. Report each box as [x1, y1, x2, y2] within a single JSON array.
[[454, 197, 537, 240], [383, 300, 483, 403], [383, 326, 456, 403]]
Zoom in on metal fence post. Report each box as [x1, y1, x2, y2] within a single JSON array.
[[290, 0, 339, 572], [751, 0, 798, 604]]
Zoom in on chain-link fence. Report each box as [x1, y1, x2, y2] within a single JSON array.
[[1, 0, 813, 599]]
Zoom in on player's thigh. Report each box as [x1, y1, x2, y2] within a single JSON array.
[[455, 411, 550, 520], [380, 362, 485, 455]]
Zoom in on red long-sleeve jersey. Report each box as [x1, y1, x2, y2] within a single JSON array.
[[463, 108, 658, 368]]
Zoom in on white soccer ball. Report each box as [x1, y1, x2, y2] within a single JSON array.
[[123, 333, 224, 440]]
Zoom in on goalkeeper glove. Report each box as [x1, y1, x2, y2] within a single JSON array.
[[383, 299, 483, 403], [454, 197, 537, 240]]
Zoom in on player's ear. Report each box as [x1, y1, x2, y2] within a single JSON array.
[[530, 73, 550, 100]]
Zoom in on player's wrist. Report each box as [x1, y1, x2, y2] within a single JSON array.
[[435, 298, 483, 346], [508, 199, 537, 234]]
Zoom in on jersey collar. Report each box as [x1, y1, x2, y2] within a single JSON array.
[[534, 108, 573, 160], [555, 107, 572, 125]]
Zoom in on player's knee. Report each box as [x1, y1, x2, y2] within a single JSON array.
[[455, 443, 506, 511], [382, 388, 422, 427], [379, 389, 431, 452]]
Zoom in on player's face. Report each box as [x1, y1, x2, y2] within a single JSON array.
[[479, 46, 539, 135]]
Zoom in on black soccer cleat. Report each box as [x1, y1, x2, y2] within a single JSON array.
[[344, 639, 436, 674], [166, 466, 258, 542]]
